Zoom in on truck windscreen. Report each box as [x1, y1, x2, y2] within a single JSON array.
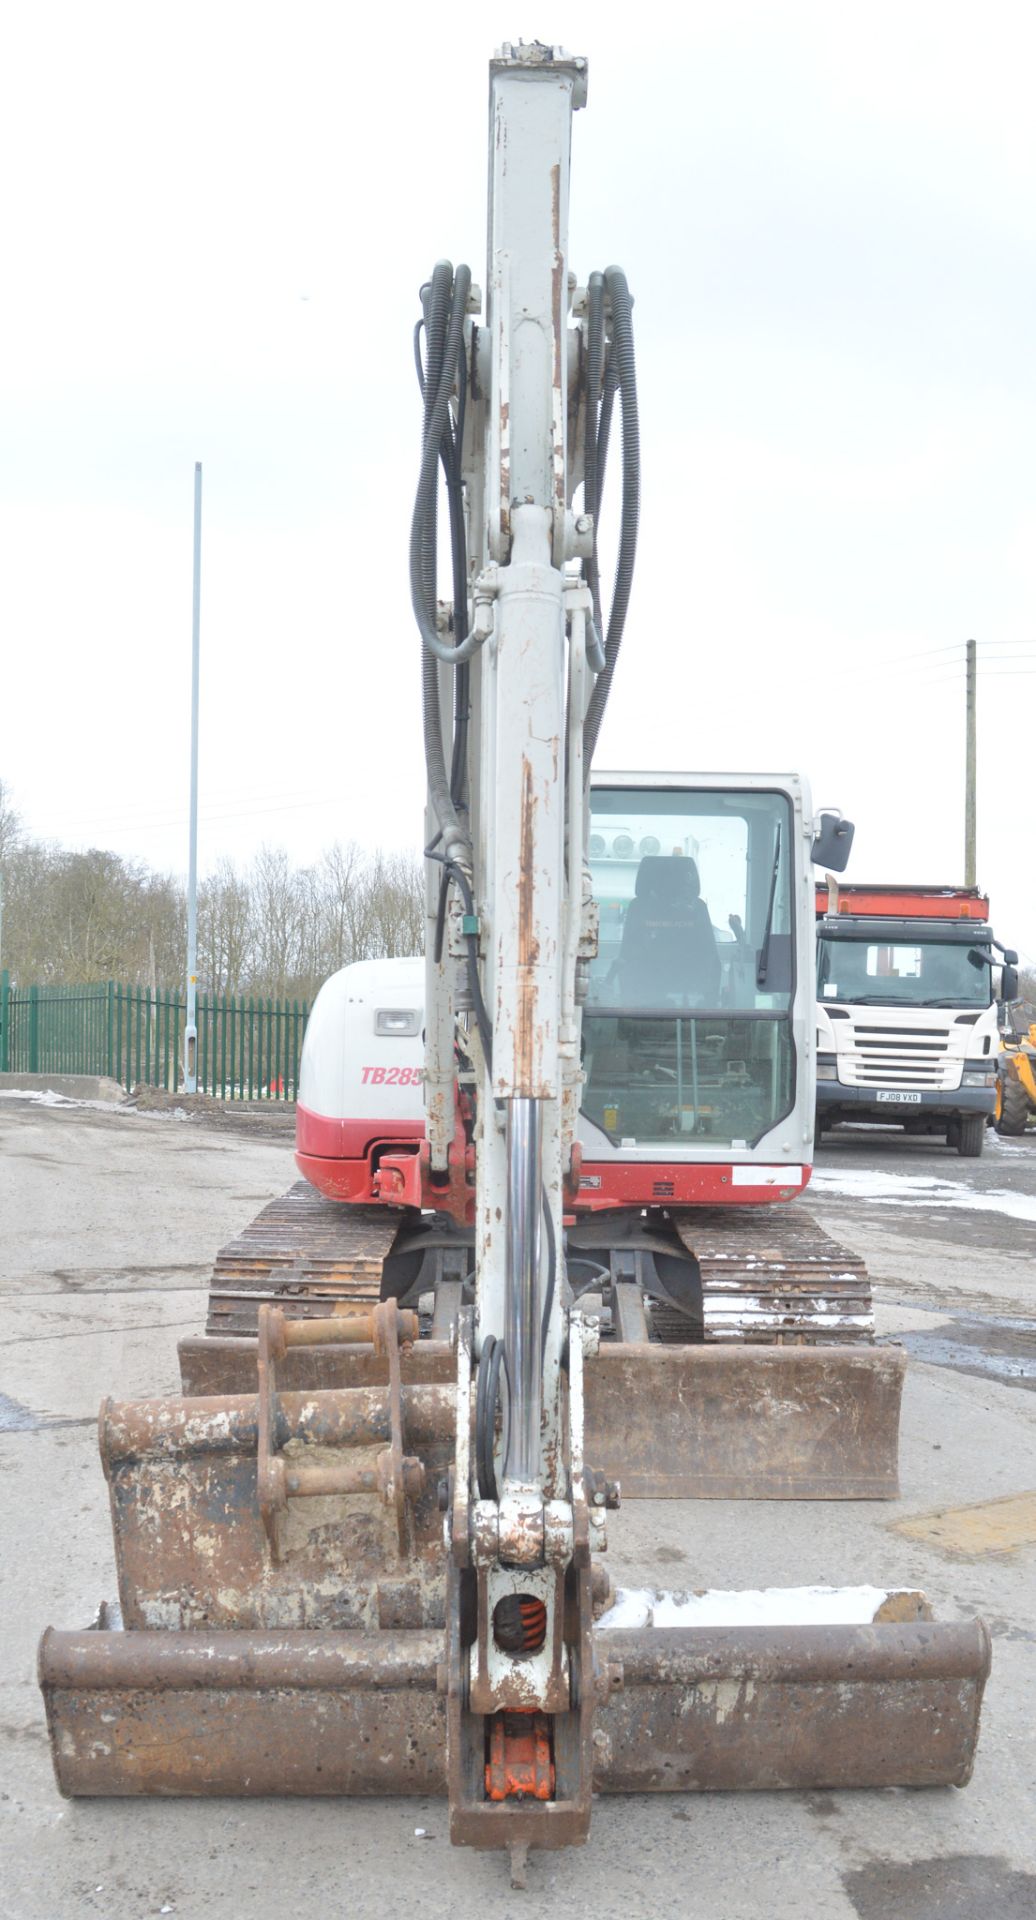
[[817, 937, 991, 1009]]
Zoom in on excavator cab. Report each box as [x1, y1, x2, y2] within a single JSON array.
[[583, 777, 798, 1151]]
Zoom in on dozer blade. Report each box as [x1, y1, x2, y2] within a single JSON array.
[[40, 1611, 989, 1799], [178, 1333, 905, 1500], [584, 1343, 903, 1499]]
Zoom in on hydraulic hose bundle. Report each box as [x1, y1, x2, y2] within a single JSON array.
[[412, 259, 475, 871], [410, 258, 640, 856], [582, 267, 640, 765]]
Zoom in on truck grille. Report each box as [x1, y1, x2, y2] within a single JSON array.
[[838, 1024, 961, 1091]]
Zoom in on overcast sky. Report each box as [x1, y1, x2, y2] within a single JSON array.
[[2, 2, 1034, 960]]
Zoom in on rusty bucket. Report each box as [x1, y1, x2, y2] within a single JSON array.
[[41, 1612, 989, 1799], [40, 1307, 987, 1809]]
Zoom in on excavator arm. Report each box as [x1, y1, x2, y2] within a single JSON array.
[[415, 45, 619, 1850]]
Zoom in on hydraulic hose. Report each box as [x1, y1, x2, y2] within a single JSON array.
[[414, 264, 492, 1057], [582, 273, 607, 667], [540, 1184, 556, 1361], [428, 850, 493, 1069], [475, 1332, 507, 1502], [411, 265, 479, 669], [446, 338, 471, 811], [450, 860, 493, 1069], [412, 262, 475, 866], [416, 277, 470, 811], [583, 266, 640, 765]]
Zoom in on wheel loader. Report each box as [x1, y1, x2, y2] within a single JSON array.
[[995, 1019, 1036, 1135], [40, 42, 988, 1885]]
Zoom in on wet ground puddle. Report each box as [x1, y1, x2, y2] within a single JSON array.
[[898, 1312, 1036, 1391]]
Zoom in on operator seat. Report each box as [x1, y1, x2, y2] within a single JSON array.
[[619, 855, 721, 1006]]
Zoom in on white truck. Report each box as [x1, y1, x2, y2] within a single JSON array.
[[815, 882, 1019, 1157]]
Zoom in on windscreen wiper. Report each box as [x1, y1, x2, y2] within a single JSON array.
[[756, 823, 782, 988], [826, 994, 910, 1006]]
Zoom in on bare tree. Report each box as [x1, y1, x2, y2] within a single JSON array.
[[0, 776, 424, 1000], [248, 845, 314, 997], [315, 840, 367, 974], [363, 850, 425, 961], [0, 778, 22, 865], [198, 858, 252, 994]]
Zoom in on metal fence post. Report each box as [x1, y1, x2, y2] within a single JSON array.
[[28, 982, 39, 1073], [0, 969, 8, 1073]]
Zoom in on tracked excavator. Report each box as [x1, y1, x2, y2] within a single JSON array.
[[40, 44, 988, 1883]]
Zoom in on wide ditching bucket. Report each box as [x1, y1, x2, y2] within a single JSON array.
[[42, 1614, 988, 1800], [41, 1304, 988, 1811]]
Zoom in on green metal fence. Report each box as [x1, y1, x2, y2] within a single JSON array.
[[0, 972, 309, 1099]]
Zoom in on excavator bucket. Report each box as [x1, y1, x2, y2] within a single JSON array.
[[41, 1306, 988, 1808], [176, 1183, 906, 1501], [179, 1332, 905, 1501], [41, 1615, 989, 1800]]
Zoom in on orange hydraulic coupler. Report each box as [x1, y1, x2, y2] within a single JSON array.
[[485, 1713, 555, 1802]]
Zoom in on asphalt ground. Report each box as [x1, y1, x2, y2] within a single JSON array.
[[1, 1097, 1034, 1920]]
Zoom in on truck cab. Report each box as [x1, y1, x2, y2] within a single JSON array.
[[814, 884, 1004, 1156]]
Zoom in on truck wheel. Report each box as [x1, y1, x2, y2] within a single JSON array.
[[957, 1115, 986, 1157], [996, 1072, 1031, 1137]]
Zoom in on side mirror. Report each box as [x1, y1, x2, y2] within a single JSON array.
[[1001, 964, 1019, 1003], [1001, 948, 1019, 966], [811, 812, 855, 873]]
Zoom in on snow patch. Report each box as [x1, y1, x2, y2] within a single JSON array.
[[596, 1584, 893, 1630], [0, 1087, 80, 1107], [811, 1165, 1036, 1225], [0, 1087, 134, 1114]]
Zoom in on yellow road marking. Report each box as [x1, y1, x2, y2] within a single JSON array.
[[893, 1490, 1036, 1558]]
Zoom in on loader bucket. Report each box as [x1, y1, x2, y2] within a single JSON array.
[[40, 1612, 989, 1799], [178, 1332, 906, 1500]]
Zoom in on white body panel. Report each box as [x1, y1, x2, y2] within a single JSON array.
[[298, 957, 425, 1123]]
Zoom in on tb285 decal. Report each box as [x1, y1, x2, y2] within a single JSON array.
[[360, 1066, 423, 1085]]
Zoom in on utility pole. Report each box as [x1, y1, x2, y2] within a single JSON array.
[[964, 637, 977, 888], [183, 462, 202, 1092]]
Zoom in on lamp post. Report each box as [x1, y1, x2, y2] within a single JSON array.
[[183, 462, 202, 1092]]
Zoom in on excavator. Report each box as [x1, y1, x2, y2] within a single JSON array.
[[40, 44, 988, 1885]]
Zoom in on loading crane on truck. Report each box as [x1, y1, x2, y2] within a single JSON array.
[[40, 44, 988, 1884]]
